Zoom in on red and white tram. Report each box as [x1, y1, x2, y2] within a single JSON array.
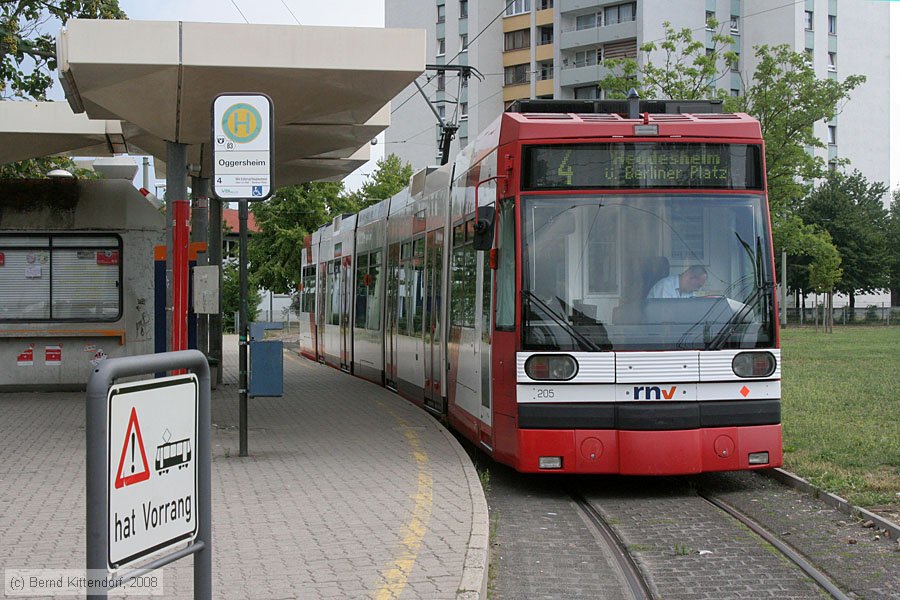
[[297, 99, 782, 475]]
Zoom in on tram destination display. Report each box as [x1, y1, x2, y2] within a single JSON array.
[[523, 143, 763, 190]]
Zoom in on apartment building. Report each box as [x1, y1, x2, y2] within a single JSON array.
[[385, 0, 889, 196]]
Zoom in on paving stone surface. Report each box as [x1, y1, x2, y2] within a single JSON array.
[[0, 336, 486, 599]]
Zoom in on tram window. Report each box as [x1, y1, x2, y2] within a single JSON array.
[[482, 251, 492, 341], [328, 259, 340, 326], [398, 260, 409, 335], [412, 252, 424, 336], [355, 253, 369, 329], [367, 251, 382, 331], [495, 201, 516, 330], [454, 223, 465, 246], [301, 266, 317, 313], [451, 220, 477, 328]]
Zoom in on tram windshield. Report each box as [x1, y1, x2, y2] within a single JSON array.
[[521, 194, 775, 351]]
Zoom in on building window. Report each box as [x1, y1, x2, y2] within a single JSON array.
[[504, 63, 530, 86], [730, 15, 739, 33], [0, 235, 122, 322], [706, 10, 715, 30], [437, 73, 445, 91], [804, 11, 813, 30], [731, 52, 740, 72], [459, 0, 468, 18], [460, 102, 468, 118], [504, 28, 530, 51], [827, 126, 836, 145], [573, 47, 602, 68], [437, 37, 445, 56], [730, 88, 740, 97], [505, 0, 530, 17], [576, 12, 600, 31], [539, 25, 553, 45], [826, 51, 836, 71], [437, 4, 445, 23], [828, 15, 836, 34], [804, 48, 813, 65], [459, 135, 468, 147], [574, 85, 600, 99], [604, 2, 635, 26], [437, 105, 446, 120], [460, 34, 468, 51], [538, 0, 553, 9], [539, 60, 553, 80]]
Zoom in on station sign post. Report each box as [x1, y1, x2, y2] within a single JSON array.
[[211, 93, 274, 459]]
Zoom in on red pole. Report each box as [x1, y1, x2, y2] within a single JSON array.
[[172, 199, 191, 352]]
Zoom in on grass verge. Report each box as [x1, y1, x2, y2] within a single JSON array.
[[780, 326, 899, 511]]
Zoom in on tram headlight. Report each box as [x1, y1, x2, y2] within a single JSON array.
[[732, 352, 776, 378], [525, 354, 578, 381]]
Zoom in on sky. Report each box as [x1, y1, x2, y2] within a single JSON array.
[[114, 0, 389, 193]]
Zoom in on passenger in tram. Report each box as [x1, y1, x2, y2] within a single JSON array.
[[647, 264, 707, 299]]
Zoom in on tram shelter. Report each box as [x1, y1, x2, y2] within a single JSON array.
[[0, 18, 424, 390]]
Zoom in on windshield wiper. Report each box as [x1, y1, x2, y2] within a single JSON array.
[[522, 290, 602, 352], [706, 235, 772, 351]]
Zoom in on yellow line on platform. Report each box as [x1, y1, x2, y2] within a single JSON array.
[[374, 404, 434, 600], [283, 349, 434, 598]]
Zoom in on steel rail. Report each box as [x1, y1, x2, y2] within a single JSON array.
[[697, 491, 853, 600], [571, 492, 654, 600]]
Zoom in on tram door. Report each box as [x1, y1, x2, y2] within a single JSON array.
[[384, 242, 401, 389], [339, 256, 352, 371], [316, 262, 326, 362], [423, 228, 444, 413], [478, 249, 493, 438]]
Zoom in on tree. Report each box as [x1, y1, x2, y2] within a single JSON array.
[[344, 153, 414, 207], [248, 182, 344, 294], [598, 19, 737, 101], [1, 0, 126, 100], [248, 154, 413, 295], [221, 262, 260, 333], [774, 213, 842, 295], [727, 45, 865, 216], [0, 154, 95, 178], [1, 1, 126, 177], [888, 194, 900, 307], [798, 171, 890, 306]]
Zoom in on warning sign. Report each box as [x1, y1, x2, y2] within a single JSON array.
[[107, 375, 198, 569], [114, 407, 150, 489]]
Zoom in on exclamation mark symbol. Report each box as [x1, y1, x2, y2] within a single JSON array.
[[130, 432, 135, 474]]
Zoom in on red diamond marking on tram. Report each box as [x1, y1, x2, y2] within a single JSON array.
[[739, 385, 750, 398]]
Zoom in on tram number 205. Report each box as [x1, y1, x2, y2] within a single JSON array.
[[535, 388, 555, 399]]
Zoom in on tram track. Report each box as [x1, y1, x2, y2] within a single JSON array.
[[695, 486, 853, 600], [570, 490, 655, 600]]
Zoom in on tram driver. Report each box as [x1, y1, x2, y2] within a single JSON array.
[[647, 265, 708, 299]]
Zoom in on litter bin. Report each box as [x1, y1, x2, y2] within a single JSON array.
[[248, 322, 283, 397]]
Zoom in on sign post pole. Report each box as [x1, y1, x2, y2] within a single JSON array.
[[239, 199, 249, 456], [211, 93, 274, 458]]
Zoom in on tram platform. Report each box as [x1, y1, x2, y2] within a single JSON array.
[[0, 335, 489, 599]]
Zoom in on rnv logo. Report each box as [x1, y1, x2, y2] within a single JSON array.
[[633, 386, 677, 400]]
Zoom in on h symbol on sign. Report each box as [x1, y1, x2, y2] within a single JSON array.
[[234, 111, 252, 136]]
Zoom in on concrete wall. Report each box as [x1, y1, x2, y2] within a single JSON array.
[[0, 179, 164, 390]]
